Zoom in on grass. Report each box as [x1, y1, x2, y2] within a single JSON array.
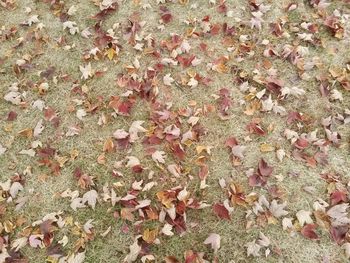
[[1, 0, 350, 262]]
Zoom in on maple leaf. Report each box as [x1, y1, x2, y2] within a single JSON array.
[[124, 239, 141, 263], [257, 232, 270, 247], [34, 119, 45, 137], [79, 63, 93, 80], [327, 203, 350, 227], [70, 197, 85, 211], [4, 90, 22, 105], [82, 190, 98, 209], [129, 121, 147, 142], [296, 210, 313, 226], [0, 144, 7, 156], [163, 73, 175, 86], [301, 224, 319, 240], [269, 200, 288, 218], [152, 151, 166, 164], [67, 251, 86, 263], [258, 158, 273, 176], [343, 243, 350, 258], [126, 156, 140, 167], [204, 233, 221, 252], [246, 240, 261, 257], [142, 228, 158, 244], [330, 190, 348, 205], [231, 145, 246, 159], [213, 203, 231, 220], [83, 219, 94, 234], [161, 223, 174, 236], [76, 109, 87, 120], [63, 21, 79, 35], [10, 182, 23, 198], [11, 237, 27, 252]]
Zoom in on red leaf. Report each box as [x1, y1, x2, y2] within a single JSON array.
[[287, 111, 303, 125], [217, 3, 227, 13], [7, 111, 17, 121], [248, 173, 267, 187], [246, 122, 266, 136], [301, 224, 319, 240], [160, 6, 172, 24], [210, 24, 221, 35], [330, 190, 348, 205], [295, 138, 309, 149], [258, 158, 273, 177], [92, 5, 118, 21], [213, 203, 230, 220], [330, 226, 348, 244], [198, 165, 208, 180], [171, 142, 185, 161], [161, 13, 172, 24], [225, 137, 238, 148]]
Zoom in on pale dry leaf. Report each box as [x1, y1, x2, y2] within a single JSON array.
[[296, 210, 313, 226], [66, 251, 86, 263], [0, 144, 7, 155], [257, 232, 270, 247], [246, 240, 261, 257], [82, 190, 98, 209], [83, 219, 94, 234], [282, 217, 293, 230], [10, 182, 23, 198], [231, 145, 246, 159], [327, 203, 350, 227], [76, 109, 87, 120], [0, 248, 10, 263], [34, 119, 45, 137], [276, 148, 285, 162], [4, 91, 22, 105], [152, 151, 166, 164], [261, 95, 273, 111], [19, 149, 36, 157], [129, 121, 147, 142], [203, 233, 221, 252], [113, 129, 129, 139], [11, 237, 27, 252], [187, 77, 198, 88], [100, 226, 112, 237], [79, 63, 93, 80], [63, 21, 79, 35], [58, 235, 69, 247], [342, 243, 350, 259], [269, 200, 288, 218], [161, 223, 174, 236], [124, 239, 141, 263], [126, 156, 140, 167], [163, 74, 174, 86]]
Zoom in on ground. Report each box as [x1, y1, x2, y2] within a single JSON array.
[[1, 0, 350, 262]]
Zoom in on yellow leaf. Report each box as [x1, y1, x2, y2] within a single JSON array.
[[106, 48, 116, 61], [260, 143, 275, 152], [142, 228, 158, 244], [46, 256, 59, 263], [18, 128, 33, 138], [103, 138, 114, 153], [70, 149, 79, 160], [196, 145, 213, 155]]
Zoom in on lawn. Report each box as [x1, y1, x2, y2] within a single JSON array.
[[1, 0, 350, 262]]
